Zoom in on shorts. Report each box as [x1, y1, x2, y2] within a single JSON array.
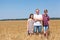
[[34, 26, 42, 33], [43, 25, 49, 33]]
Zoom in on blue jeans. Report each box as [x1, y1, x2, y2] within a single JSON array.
[[43, 25, 49, 33], [34, 26, 42, 33]]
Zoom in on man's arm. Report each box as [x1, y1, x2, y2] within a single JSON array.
[[40, 15, 43, 26]]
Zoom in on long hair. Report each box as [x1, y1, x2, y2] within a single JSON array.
[[29, 14, 33, 19]]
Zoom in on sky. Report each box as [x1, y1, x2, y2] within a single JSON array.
[[0, 0, 60, 19]]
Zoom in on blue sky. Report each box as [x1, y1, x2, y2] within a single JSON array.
[[0, 0, 60, 19]]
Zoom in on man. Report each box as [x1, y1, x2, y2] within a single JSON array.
[[33, 9, 43, 36]]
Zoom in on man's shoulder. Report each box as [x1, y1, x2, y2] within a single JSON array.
[[39, 14, 42, 15], [34, 14, 43, 17], [39, 14, 43, 16], [34, 14, 36, 15]]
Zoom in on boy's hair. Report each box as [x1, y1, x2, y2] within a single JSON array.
[[44, 9, 48, 13], [29, 13, 33, 18]]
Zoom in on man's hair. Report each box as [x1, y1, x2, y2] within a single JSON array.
[[35, 9, 39, 11]]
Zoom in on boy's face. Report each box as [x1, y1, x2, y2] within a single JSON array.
[[44, 11, 48, 14]]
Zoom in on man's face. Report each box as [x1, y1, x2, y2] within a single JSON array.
[[36, 9, 39, 14]]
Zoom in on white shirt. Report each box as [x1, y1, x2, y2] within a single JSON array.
[[34, 14, 42, 26]]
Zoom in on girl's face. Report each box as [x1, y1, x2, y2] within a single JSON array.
[[31, 15, 33, 19]]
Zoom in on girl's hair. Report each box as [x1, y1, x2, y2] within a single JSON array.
[[44, 9, 48, 13], [29, 13, 33, 18]]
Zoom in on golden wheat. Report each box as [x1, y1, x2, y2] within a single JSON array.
[[0, 20, 60, 40]]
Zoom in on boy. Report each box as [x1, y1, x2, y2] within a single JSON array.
[[42, 9, 50, 38]]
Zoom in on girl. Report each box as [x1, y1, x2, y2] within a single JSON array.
[[27, 14, 34, 36], [43, 9, 50, 38]]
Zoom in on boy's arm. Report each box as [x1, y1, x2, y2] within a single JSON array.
[[48, 16, 50, 21], [47, 15, 50, 27]]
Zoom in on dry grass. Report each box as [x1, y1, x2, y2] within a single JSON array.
[[0, 20, 60, 40]]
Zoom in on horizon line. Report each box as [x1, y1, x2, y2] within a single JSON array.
[[0, 18, 60, 21]]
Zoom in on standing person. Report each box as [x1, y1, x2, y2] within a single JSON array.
[[27, 13, 34, 36], [33, 9, 43, 36], [42, 9, 50, 38]]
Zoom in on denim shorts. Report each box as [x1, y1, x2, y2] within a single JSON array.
[[43, 25, 49, 33], [34, 26, 42, 33]]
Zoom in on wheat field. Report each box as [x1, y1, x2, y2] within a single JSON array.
[[0, 20, 60, 40]]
